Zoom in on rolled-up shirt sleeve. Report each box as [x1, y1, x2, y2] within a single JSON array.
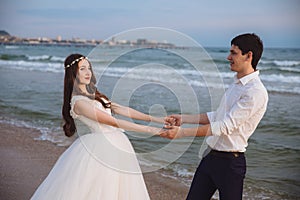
[[207, 111, 216, 123], [207, 111, 224, 136], [208, 90, 262, 136]]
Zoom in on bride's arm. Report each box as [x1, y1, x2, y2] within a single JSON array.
[[111, 102, 165, 124], [74, 100, 161, 135]]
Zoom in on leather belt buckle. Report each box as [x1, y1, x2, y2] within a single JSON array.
[[233, 152, 239, 158]]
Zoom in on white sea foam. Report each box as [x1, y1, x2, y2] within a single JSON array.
[[278, 66, 300, 73], [261, 59, 300, 67], [4, 45, 19, 49], [260, 74, 300, 83], [274, 60, 300, 66], [27, 55, 50, 61], [50, 56, 65, 62], [25, 55, 65, 62]]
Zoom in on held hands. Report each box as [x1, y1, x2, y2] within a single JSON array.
[[158, 114, 184, 139], [159, 125, 185, 139], [164, 114, 182, 126], [149, 114, 187, 139]]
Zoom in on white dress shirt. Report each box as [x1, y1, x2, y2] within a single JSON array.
[[206, 71, 268, 152]]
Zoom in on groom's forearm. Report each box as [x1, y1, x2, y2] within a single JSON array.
[[182, 113, 210, 125], [183, 124, 212, 137]]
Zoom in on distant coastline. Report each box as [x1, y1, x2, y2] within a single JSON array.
[[0, 30, 184, 49]]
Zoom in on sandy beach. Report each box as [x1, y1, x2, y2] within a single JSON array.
[[0, 123, 189, 200]]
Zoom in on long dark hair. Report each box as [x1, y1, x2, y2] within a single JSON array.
[[62, 53, 111, 137]]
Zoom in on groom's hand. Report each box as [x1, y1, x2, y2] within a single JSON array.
[[164, 114, 182, 126], [159, 125, 184, 139]]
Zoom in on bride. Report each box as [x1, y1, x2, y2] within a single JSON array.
[[31, 54, 164, 200]]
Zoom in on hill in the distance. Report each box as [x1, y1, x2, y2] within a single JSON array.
[[0, 30, 10, 36]]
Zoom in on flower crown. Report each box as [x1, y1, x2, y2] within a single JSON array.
[[65, 56, 87, 69]]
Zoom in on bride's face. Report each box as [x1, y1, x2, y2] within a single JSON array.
[[77, 59, 92, 85]]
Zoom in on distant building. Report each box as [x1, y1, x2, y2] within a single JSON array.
[[137, 39, 147, 45], [56, 35, 62, 42], [0, 30, 179, 48]]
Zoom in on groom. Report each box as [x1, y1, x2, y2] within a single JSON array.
[[160, 33, 268, 200]]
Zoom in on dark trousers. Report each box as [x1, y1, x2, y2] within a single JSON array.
[[186, 150, 246, 200]]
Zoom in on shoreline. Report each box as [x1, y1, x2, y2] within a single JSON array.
[[0, 122, 189, 200]]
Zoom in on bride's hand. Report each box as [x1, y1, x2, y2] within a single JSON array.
[[147, 127, 165, 136], [159, 125, 184, 139]]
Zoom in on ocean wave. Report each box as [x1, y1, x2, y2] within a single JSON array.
[[266, 85, 300, 95], [0, 54, 27, 60], [0, 59, 63, 73], [27, 55, 65, 62], [211, 58, 229, 64], [274, 60, 300, 66], [0, 53, 65, 63], [269, 142, 300, 151], [260, 74, 300, 83], [4, 45, 19, 49], [0, 117, 52, 136], [0, 117, 73, 147], [261, 59, 300, 67], [27, 55, 51, 61], [98, 66, 228, 86], [278, 67, 300, 73], [259, 66, 300, 74], [50, 56, 65, 62], [169, 164, 195, 178]]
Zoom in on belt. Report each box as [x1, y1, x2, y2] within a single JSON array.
[[209, 149, 244, 158]]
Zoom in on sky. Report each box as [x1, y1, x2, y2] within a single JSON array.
[[1, 0, 299, 48]]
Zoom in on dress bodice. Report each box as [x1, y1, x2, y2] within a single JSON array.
[[70, 95, 123, 134]]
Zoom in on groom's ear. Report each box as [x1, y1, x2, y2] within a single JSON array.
[[246, 51, 253, 60]]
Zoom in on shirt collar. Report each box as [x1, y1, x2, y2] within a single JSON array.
[[234, 70, 260, 85]]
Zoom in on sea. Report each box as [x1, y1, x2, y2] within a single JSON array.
[[0, 43, 299, 200]]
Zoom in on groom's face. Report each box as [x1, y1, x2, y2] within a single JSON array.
[[227, 45, 248, 73]]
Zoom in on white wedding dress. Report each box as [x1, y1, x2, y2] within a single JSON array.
[[31, 95, 150, 200]]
